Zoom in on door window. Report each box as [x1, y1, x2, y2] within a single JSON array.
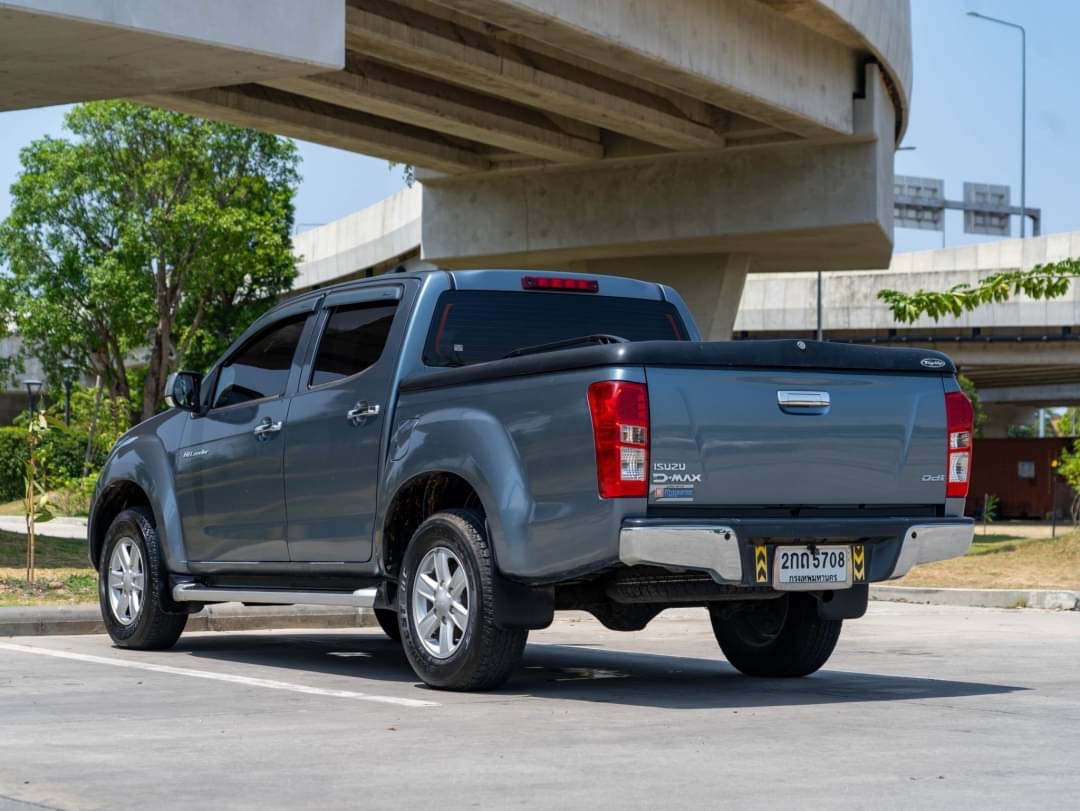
[[212, 316, 307, 409], [310, 302, 397, 387]]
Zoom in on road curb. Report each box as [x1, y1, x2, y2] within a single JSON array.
[[0, 603, 378, 637], [871, 585, 1080, 611]]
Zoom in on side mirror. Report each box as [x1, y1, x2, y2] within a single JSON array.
[[165, 371, 202, 412]]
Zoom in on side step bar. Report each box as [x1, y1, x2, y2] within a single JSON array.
[[172, 583, 376, 608]]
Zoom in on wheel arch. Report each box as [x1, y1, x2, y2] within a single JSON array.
[[90, 479, 153, 569], [380, 471, 485, 579]]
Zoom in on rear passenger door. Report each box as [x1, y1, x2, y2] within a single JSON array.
[[283, 285, 405, 562]]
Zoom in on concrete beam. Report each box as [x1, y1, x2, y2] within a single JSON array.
[[431, 0, 859, 137], [421, 141, 891, 268], [420, 63, 893, 269], [345, 0, 725, 150], [292, 186, 422, 291], [979, 385, 1080, 408], [265, 56, 603, 163], [142, 84, 489, 176], [0, 0, 343, 111], [759, 0, 912, 141], [857, 342, 1080, 369]]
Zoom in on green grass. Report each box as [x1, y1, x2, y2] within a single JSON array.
[[898, 531, 1080, 591], [0, 529, 88, 568], [0, 529, 97, 607], [967, 533, 1029, 556]]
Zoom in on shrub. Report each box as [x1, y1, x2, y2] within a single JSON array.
[[54, 475, 99, 517], [0, 426, 109, 503]]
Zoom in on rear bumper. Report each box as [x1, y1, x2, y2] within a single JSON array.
[[618, 516, 974, 586]]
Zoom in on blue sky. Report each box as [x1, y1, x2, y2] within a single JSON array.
[[1, 0, 1077, 256]]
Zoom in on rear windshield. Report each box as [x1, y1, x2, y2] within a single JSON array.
[[423, 290, 688, 367]]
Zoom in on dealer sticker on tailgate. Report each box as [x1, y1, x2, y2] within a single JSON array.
[[774, 545, 852, 591]]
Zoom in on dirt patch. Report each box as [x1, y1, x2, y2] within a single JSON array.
[[897, 532, 1080, 591]]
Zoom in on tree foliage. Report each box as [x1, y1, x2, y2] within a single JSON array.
[[878, 259, 1080, 323], [957, 374, 987, 438], [0, 101, 300, 422]]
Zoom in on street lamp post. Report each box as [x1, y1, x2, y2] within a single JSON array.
[[23, 379, 43, 420], [63, 379, 73, 427], [967, 11, 1026, 237], [60, 363, 76, 427]]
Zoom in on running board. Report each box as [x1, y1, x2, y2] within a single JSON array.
[[172, 583, 376, 608]]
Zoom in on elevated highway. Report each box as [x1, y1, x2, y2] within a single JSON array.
[[3, 0, 912, 338], [291, 198, 1080, 434]]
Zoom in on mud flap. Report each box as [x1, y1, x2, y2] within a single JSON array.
[[814, 584, 868, 620], [493, 573, 554, 630]]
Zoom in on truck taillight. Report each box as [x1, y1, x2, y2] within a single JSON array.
[[588, 381, 648, 498], [945, 390, 974, 498]]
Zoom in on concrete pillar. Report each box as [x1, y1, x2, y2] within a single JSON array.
[[569, 254, 751, 340]]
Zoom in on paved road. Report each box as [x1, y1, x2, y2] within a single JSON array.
[[0, 516, 87, 540], [1, 603, 1077, 810]]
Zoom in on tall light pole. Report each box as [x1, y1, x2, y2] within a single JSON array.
[[967, 11, 1026, 237], [23, 379, 43, 420]]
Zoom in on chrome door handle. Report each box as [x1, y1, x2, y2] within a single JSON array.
[[346, 401, 381, 424], [253, 417, 283, 440], [777, 390, 830, 408]]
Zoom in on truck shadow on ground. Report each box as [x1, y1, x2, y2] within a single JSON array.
[[174, 630, 1023, 710]]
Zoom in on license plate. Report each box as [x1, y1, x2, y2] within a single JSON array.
[[774, 545, 852, 591]]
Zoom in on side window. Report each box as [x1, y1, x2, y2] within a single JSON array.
[[212, 316, 307, 409], [310, 302, 397, 387]]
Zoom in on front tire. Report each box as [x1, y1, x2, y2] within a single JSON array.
[[99, 507, 187, 650], [710, 594, 841, 677], [398, 510, 527, 691]]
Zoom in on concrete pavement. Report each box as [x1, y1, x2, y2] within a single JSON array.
[[1, 603, 1078, 809], [0, 516, 86, 540]]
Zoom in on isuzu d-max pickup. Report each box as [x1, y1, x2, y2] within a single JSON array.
[[89, 268, 974, 690]]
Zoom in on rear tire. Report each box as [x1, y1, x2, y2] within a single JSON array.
[[710, 594, 840, 677], [99, 507, 187, 650], [374, 608, 401, 642], [398, 510, 527, 691]]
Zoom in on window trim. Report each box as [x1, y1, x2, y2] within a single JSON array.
[[305, 298, 400, 392], [207, 313, 310, 412]]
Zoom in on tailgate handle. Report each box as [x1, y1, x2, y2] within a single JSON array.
[[777, 390, 830, 411]]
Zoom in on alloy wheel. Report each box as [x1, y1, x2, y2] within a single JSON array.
[[107, 538, 145, 626], [411, 546, 470, 659]]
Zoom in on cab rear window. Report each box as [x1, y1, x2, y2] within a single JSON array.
[[423, 290, 688, 367]]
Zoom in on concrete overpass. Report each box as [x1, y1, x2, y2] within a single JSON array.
[[289, 193, 1080, 434], [2, 0, 912, 339]]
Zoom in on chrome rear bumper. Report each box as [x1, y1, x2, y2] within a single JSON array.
[[886, 523, 974, 579], [617, 519, 974, 585], [618, 524, 742, 583]]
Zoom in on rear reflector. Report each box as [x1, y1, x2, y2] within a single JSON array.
[[588, 381, 648, 498], [945, 391, 974, 498], [521, 276, 599, 293]]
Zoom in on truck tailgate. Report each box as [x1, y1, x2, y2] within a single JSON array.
[[647, 368, 947, 507]]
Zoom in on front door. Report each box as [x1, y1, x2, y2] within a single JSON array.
[[176, 313, 309, 563], [284, 286, 403, 562]]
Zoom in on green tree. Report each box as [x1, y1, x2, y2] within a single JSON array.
[[878, 258, 1080, 323], [0, 101, 300, 422], [957, 374, 987, 438], [1056, 442, 1080, 524]]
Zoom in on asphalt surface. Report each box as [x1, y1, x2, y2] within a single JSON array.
[[1, 603, 1077, 810]]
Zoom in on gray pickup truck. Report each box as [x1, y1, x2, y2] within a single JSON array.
[[89, 268, 974, 690]]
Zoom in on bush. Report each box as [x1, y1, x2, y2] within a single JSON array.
[[54, 475, 98, 517], [0, 425, 109, 503]]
